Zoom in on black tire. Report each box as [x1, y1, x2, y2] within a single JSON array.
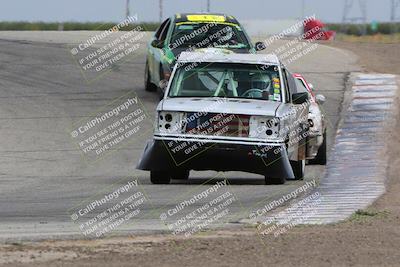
[[290, 159, 305, 180], [171, 170, 190, 180], [145, 62, 157, 92], [265, 176, 286, 185], [309, 131, 327, 165], [150, 171, 171, 184]]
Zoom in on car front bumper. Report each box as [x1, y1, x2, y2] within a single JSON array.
[[136, 137, 295, 179]]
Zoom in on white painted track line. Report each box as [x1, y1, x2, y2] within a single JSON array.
[[264, 73, 397, 225]]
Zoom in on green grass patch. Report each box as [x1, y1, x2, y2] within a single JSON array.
[[335, 33, 400, 43], [5, 242, 23, 247], [326, 22, 400, 35], [349, 209, 389, 222], [0, 21, 160, 31]]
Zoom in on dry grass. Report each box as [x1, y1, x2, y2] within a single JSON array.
[[336, 33, 400, 43]]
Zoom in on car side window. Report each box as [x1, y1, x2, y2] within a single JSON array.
[[286, 69, 299, 95], [295, 78, 309, 93], [159, 19, 171, 43], [281, 68, 291, 102], [154, 19, 169, 39]]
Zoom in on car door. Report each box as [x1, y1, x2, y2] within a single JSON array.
[[281, 69, 296, 157], [152, 18, 171, 83], [149, 18, 171, 83], [283, 68, 309, 160], [295, 77, 324, 157]]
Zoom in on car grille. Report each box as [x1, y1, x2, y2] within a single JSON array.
[[184, 112, 250, 137]]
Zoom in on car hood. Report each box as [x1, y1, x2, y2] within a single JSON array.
[[170, 47, 251, 58], [160, 97, 281, 117]]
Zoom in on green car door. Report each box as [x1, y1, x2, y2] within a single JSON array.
[[145, 13, 263, 93], [145, 17, 174, 92]]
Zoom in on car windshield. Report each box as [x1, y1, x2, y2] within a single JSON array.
[[295, 77, 315, 101], [169, 23, 250, 50], [168, 62, 282, 101]]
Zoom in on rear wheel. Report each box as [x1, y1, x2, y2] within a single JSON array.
[[290, 159, 305, 180], [145, 62, 157, 92], [265, 176, 286, 185], [309, 131, 327, 165], [150, 171, 171, 184]]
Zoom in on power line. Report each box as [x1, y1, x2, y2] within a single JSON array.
[[125, 0, 130, 19], [391, 0, 400, 21], [342, 0, 368, 35], [159, 0, 163, 22], [390, 0, 400, 33], [342, 0, 367, 23]]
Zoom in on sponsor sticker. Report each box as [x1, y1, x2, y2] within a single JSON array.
[[274, 94, 281, 101], [187, 15, 226, 22]]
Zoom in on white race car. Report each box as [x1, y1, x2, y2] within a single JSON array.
[[293, 73, 327, 165], [137, 50, 311, 184]]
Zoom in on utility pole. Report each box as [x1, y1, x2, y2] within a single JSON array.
[[207, 0, 210, 12], [390, 0, 400, 33], [301, 0, 305, 19], [342, 0, 368, 35], [125, 0, 130, 19], [159, 0, 163, 22], [391, 0, 400, 21]]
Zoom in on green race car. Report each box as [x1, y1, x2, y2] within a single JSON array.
[[144, 13, 264, 93]]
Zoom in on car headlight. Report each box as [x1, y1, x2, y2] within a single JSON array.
[[157, 111, 183, 134], [249, 116, 281, 139]]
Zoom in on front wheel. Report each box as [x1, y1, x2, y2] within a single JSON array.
[[150, 171, 171, 184], [265, 176, 286, 185], [171, 170, 190, 180], [145, 62, 157, 92], [290, 159, 305, 180]]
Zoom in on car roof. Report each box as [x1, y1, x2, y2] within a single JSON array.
[[177, 50, 280, 65], [293, 73, 304, 79], [174, 13, 239, 24]]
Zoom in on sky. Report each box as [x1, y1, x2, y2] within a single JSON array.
[[0, 0, 396, 23]]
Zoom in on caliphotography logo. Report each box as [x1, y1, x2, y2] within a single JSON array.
[[1, 0, 399, 266]]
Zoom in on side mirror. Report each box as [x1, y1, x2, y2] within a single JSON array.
[[308, 83, 314, 90], [159, 79, 169, 91], [316, 94, 326, 105], [255, 41, 266, 51], [151, 39, 164, 49], [292, 92, 309, 104]]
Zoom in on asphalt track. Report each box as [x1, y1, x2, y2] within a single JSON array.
[[0, 31, 361, 241]]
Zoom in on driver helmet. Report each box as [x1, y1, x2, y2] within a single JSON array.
[[219, 27, 234, 43], [251, 73, 271, 91]]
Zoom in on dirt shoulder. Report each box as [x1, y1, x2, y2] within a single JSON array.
[[329, 40, 400, 75], [1, 41, 400, 267]]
